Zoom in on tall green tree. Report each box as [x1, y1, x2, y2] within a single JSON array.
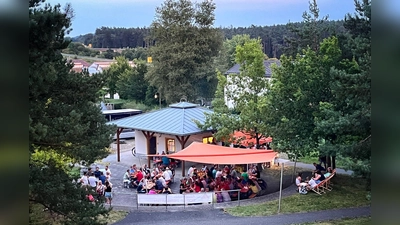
[[214, 34, 252, 73], [232, 38, 270, 146], [105, 56, 132, 98], [29, 1, 115, 224], [145, 0, 223, 103], [314, 0, 371, 189], [200, 38, 270, 147], [116, 59, 149, 101], [266, 37, 341, 163]]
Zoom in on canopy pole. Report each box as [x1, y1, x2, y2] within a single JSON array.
[[116, 128, 123, 162], [278, 162, 284, 214], [176, 135, 190, 177], [142, 131, 155, 167]]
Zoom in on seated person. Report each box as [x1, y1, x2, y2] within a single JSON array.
[[179, 179, 188, 194], [312, 171, 325, 184], [220, 188, 231, 202], [248, 180, 259, 198], [155, 177, 165, 192], [307, 177, 318, 190], [313, 162, 326, 172], [123, 170, 130, 188], [136, 180, 146, 193], [324, 167, 333, 177], [295, 172, 303, 191], [148, 186, 157, 194]]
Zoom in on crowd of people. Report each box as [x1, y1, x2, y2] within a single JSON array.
[[124, 163, 175, 194], [180, 164, 267, 202], [121, 159, 268, 203], [78, 165, 113, 204]]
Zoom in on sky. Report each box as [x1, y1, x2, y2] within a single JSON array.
[[44, 0, 359, 37]]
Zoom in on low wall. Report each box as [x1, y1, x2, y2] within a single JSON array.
[[137, 192, 213, 205]]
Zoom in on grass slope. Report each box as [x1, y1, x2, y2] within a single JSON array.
[[226, 174, 370, 217]]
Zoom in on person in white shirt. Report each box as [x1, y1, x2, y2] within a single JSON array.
[[105, 165, 112, 177], [166, 167, 173, 179], [163, 169, 171, 182], [151, 168, 157, 179], [80, 171, 89, 186], [88, 174, 97, 187], [215, 168, 223, 178], [158, 176, 168, 188], [123, 169, 130, 188], [187, 165, 195, 177], [307, 178, 318, 190]]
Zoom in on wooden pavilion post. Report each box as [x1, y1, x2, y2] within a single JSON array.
[[176, 135, 190, 177], [116, 128, 124, 162], [142, 131, 155, 167]]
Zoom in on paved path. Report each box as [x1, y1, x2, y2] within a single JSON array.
[[113, 206, 370, 225]]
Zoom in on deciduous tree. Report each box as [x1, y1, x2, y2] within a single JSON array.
[[145, 0, 223, 103]]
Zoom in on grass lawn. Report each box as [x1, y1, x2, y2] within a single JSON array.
[[296, 216, 371, 225], [226, 174, 370, 217], [30, 203, 128, 225], [99, 210, 129, 225]]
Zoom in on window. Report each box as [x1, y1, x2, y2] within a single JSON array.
[[166, 139, 175, 154], [202, 136, 214, 144]]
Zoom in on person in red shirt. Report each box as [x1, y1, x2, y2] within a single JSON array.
[[134, 169, 144, 186]]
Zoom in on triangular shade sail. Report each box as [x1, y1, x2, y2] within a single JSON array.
[[167, 142, 277, 164]]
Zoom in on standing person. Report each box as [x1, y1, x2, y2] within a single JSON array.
[[104, 181, 112, 205], [105, 171, 111, 182], [94, 167, 101, 178], [88, 173, 97, 188], [123, 169, 130, 188], [98, 172, 106, 185], [87, 167, 93, 176], [79, 171, 89, 187], [313, 163, 326, 172], [96, 181, 105, 200], [105, 165, 112, 178]]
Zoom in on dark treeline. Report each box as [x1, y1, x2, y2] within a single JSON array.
[[72, 20, 345, 59]]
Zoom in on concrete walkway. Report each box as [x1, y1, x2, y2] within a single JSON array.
[[113, 206, 370, 225]]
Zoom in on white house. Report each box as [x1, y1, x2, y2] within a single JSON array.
[[224, 59, 281, 108]]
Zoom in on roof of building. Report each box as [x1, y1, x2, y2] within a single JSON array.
[[225, 59, 281, 78], [106, 101, 214, 136], [70, 59, 91, 67]]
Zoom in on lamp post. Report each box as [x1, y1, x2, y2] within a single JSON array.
[[154, 92, 161, 109]]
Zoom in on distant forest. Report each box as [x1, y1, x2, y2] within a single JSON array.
[[72, 20, 346, 59]]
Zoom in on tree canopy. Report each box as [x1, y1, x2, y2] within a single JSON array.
[[145, 0, 223, 103], [200, 37, 270, 147]]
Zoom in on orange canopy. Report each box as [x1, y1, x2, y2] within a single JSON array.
[[167, 142, 277, 164]]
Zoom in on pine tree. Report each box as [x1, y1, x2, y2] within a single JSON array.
[[29, 1, 115, 224], [283, 0, 329, 57]]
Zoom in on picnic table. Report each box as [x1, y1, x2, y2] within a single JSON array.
[[143, 182, 155, 190]]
